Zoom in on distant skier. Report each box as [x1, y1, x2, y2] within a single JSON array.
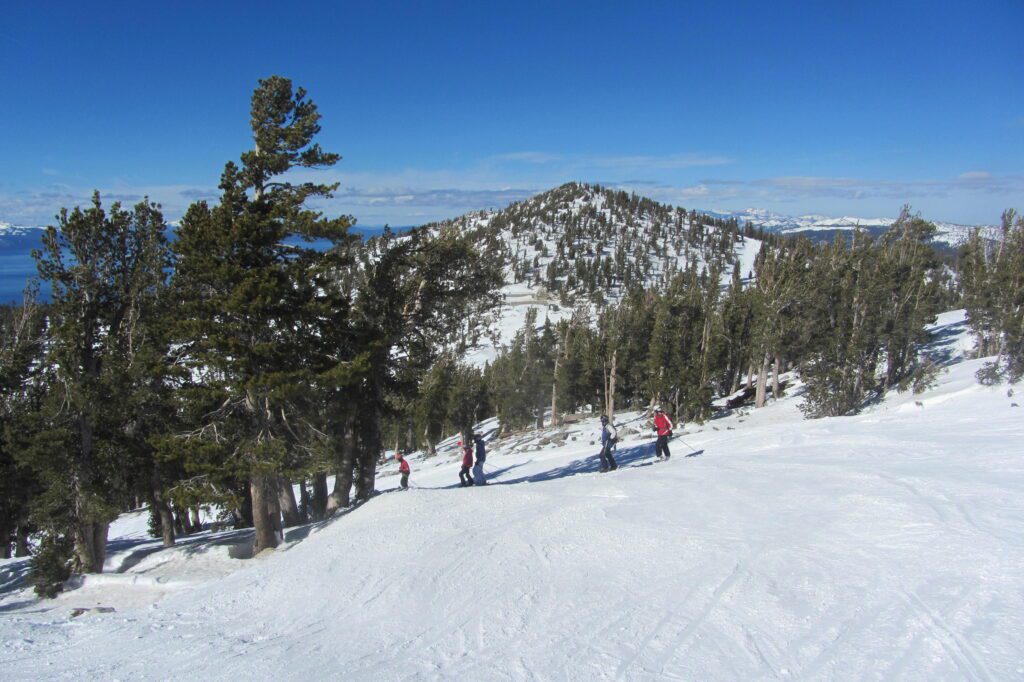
[[653, 406, 673, 461], [598, 415, 618, 472], [472, 433, 487, 485], [459, 440, 475, 486], [396, 451, 410, 489]]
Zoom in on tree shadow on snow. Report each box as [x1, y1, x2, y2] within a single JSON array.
[[494, 441, 662, 486], [0, 558, 32, 599], [411, 462, 530, 491], [924, 319, 970, 367]]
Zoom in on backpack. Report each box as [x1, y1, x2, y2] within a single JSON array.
[[605, 422, 618, 444]]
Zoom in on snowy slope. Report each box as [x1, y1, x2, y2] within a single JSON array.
[[2, 311, 1023, 680]]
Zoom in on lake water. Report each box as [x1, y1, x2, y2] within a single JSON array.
[[0, 225, 397, 305], [0, 248, 44, 304]]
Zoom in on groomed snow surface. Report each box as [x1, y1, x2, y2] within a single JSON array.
[[2, 311, 1023, 680]]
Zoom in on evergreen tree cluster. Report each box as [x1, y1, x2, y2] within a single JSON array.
[[959, 210, 1024, 382], [0, 77, 501, 594], [479, 206, 965, 428]]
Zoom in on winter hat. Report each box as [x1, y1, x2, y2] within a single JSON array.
[[600, 415, 608, 423], [654, 405, 663, 412]]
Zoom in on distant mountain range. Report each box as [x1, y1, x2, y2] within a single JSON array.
[[704, 208, 997, 249], [3, 207, 996, 250], [0, 194, 1000, 306]]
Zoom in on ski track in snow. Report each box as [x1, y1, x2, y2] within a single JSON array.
[[2, 311, 1024, 680]]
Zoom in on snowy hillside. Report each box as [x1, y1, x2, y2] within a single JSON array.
[[414, 184, 762, 366], [710, 208, 998, 248], [2, 310, 1022, 680]]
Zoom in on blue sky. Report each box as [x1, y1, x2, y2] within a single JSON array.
[[1, 1, 1022, 226]]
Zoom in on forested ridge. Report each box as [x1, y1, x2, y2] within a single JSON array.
[[1, 78, 1021, 597]]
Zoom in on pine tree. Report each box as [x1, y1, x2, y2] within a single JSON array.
[[29, 194, 169, 575], [0, 291, 46, 559], [167, 76, 354, 553]]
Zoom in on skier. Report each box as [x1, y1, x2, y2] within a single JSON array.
[[472, 433, 487, 485], [598, 414, 618, 472], [396, 451, 410, 489], [459, 440, 475, 486], [653, 406, 673, 461]]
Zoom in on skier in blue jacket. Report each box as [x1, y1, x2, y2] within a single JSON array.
[[598, 415, 618, 472], [472, 433, 487, 485]]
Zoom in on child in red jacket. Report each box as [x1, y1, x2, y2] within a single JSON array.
[[653, 406, 674, 461], [396, 451, 410, 489], [459, 440, 474, 486]]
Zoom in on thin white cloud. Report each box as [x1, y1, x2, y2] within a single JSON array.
[[586, 153, 733, 169], [488, 151, 733, 170], [2, 165, 1019, 228], [490, 151, 563, 164]]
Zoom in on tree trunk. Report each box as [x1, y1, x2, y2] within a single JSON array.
[[14, 520, 31, 558], [251, 474, 282, 553], [0, 518, 10, 559], [278, 477, 302, 528], [327, 429, 356, 514], [746, 363, 754, 390], [772, 356, 782, 399], [151, 487, 176, 547], [74, 521, 108, 573], [190, 507, 202, 532], [298, 479, 311, 523], [405, 420, 416, 453], [607, 348, 617, 418], [355, 420, 381, 502], [177, 507, 195, 535], [550, 370, 559, 429], [234, 481, 254, 528], [755, 352, 770, 409], [311, 472, 328, 520]]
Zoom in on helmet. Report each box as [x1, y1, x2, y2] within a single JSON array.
[[654, 405, 663, 412]]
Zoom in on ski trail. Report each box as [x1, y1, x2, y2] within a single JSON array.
[[650, 556, 752, 676], [613, 608, 676, 680], [903, 591, 993, 682], [796, 598, 890, 678]]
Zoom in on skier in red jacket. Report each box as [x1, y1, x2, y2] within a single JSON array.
[[459, 441, 475, 486], [653, 406, 674, 461], [396, 451, 410, 489]]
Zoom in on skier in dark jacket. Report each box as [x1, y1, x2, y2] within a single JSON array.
[[459, 441, 474, 486], [653, 406, 673, 460], [598, 415, 618, 472], [396, 451, 410, 489], [472, 433, 487, 485]]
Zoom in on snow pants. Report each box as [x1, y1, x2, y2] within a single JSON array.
[[599, 442, 618, 470], [460, 467, 474, 485], [656, 435, 671, 460], [400, 472, 409, 489], [472, 462, 486, 485]]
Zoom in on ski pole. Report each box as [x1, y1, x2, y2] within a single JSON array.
[[672, 433, 700, 454]]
